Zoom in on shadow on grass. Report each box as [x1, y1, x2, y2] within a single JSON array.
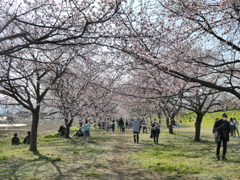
[[0, 152, 52, 179], [33, 151, 49, 160], [33, 151, 63, 178]]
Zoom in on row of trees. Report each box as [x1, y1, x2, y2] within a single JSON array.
[[0, 0, 122, 152], [102, 0, 240, 141]]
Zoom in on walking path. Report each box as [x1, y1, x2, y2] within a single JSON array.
[[102, 132, 160, 180]]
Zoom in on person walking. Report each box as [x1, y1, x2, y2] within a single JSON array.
[[213, 113, 230, 161], [132, 118, 141, 143], [112, 120, 115, 133], [125, 120, 128, 129], [151, 122, 160, 144], [229, 118, 235, 137], [233, 118, 239, 137], [119, 118, 124, 132], [105, 122, 110, 132]]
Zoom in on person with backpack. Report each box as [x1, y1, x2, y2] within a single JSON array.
[[213, 113, 230, 161]]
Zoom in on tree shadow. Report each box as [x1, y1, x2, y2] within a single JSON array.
[[33, 151, 64, 177], [33, 151, 49, 160]]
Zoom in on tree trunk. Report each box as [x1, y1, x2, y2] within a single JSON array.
[[166, 117, 174, 134], [65, 124, 71, 138], [29, 109, 40, 152], [166, 118, 169, 128], [194, 113, 204, 142], [169, 122, 174, 134], [65, 118, 73, 138]]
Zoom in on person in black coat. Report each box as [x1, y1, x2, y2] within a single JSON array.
[[118, 118, 124, 132], [23, 131, 31, 144], [213, 113, 230, 161], [11, 133, 20, 145], [151, 121, 160, 144]]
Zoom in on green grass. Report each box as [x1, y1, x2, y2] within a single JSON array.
[[129, 110, 240, 179], [0, 126, 115, 180], [180, 110, 240, 127], [1, 111, 240, 180]]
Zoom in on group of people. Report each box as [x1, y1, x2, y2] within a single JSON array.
[[130, 118, 160, 144], [58, 120, 91, 141], [95, 118, 132, 133], [11, 131, 31, 145], [58, 117, 160, 145], [212, 113, 239, 161]]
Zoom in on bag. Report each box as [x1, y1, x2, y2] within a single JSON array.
[[216, 122, 227, 133]]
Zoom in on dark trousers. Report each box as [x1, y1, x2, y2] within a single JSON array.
[[133, 133, 139, 143], [216, 140, 227, 157], [154, 136, 159, 144]]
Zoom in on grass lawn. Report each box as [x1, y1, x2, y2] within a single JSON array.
[[0, 112, 240, 180], [131, 111, 240, 180]]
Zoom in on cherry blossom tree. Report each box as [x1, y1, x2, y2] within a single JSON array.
[[0, 0, 121, 57], [115, 61, 187, 134], [49, 52, 120, 138], [0, 46, 75, 151], [98, 0, 240, 101], [181, 87, 222, 141], [0, 0, 121, 152]]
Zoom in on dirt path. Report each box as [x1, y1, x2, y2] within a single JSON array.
[[103, 132, 160, 180]]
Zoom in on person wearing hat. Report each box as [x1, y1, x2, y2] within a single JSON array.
[[213, 113, 230, 161]]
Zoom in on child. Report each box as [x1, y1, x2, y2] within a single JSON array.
[[12, 133, 20, 145], [105, 122, 110, 132]]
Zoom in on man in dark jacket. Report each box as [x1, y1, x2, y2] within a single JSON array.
[[23, 131, 31, 144], [118, 118, 124, 132], [11, 133, 20, 145], [213, 113, 230, 161]]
